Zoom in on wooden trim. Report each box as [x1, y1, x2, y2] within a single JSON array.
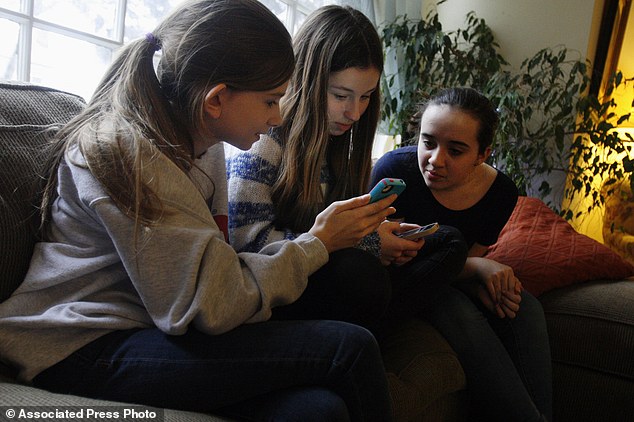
[[592, 0, 632, 97]]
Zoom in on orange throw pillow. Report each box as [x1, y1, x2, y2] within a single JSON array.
[[486, 196, 634, 296]]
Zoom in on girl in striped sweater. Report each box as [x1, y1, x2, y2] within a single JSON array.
[[227, 5, 466, 332]]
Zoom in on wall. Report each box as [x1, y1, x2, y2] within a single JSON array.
[[428, 0, 599, 71], [612, 4, 634, 117]]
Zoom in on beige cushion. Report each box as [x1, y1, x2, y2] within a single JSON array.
[[381, 318, 466, 420]]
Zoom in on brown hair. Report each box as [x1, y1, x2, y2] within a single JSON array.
[[271, 5, 383, 232], [40, 0, 294, 233], [417, 87, 499, 154]]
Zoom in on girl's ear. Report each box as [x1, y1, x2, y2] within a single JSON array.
[[476, 146, 492, 166], [203, 84, 228, 119]]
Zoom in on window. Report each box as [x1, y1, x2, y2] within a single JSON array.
[[0, 0, 327, 100], [261, 0, 329, 34]]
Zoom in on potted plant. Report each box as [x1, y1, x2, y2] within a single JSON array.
[[380, 8, 633, 219]]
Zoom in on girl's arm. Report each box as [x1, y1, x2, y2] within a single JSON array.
[[227, 137, 300, 252], [62, 143, 329, 337], [227, 136, 398, 257], [90, 151, 329, 335], [100, 198, 328, 335], [103, 177, 393, 335]]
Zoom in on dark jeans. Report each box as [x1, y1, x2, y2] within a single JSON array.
[[272, 248, 392, 329], [421, 281, 553, 422], [33, 321, 392, 422], [273, 227, 468, 339], [387, 225, 551, 420], [386, 225, 469, 321]]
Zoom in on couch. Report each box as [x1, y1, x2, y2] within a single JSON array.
[[1, 81, 634, 422]]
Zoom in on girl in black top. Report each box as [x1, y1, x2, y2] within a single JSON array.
[[372, 87, 552, 421]]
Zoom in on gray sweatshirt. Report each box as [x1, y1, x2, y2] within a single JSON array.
[[0, 142, 328, 382]]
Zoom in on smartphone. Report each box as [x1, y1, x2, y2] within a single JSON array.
[[369, 178, 406, 203], [397, 222, 439, 240]]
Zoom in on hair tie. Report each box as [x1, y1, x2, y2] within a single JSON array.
[[145, 33, 162, 52]]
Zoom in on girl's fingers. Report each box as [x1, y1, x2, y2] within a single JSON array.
[[485, 282, 498, 306], [501, 294, 520, 311], [502, 289, 522, 305], [336, 193, 396, 212]]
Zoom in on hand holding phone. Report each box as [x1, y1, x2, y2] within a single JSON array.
[[396, 222, 439, 240], [369, 178, 406, 203]]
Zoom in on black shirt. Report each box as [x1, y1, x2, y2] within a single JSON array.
[[371, 146, 518, 248]]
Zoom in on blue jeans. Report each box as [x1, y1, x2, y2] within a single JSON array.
[[386, 225, 469, 321], [273, 248, 392, 329], [421, 282, 552, 422], [273, 227, 467, 340], [33, 320, 392, 421]]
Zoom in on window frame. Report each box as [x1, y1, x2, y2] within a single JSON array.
[[0, 0, 123, 82], [0, 0, 323, 91]]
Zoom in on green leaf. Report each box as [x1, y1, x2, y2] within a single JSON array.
[[617, 113, 631, 125], [379, 6, 633, 218]]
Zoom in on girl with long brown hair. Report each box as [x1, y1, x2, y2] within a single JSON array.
[[0, 1, 394, 420], [227, 6, 466, 329]]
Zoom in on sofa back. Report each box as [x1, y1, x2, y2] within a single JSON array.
[[0, 82, 85, 302]]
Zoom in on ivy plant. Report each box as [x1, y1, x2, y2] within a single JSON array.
[[380, 8, 633, 218]]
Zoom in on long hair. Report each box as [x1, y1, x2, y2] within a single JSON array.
[[417, 87, 499, 154], [40, 0, 294, 233], [271, 5, 384, 232]]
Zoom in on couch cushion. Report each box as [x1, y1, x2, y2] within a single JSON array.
[[540, 279, 634, 381], [486, 196, 634, 296], [0, 81, 86, 126], [540, 279, 634, 421], [380, 318, 466, 420], [0, 82, 86, 301]]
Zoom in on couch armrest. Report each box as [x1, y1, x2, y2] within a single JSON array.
[[0, 82, 86, 301]]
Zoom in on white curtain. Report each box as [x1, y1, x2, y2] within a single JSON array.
[[370, 0, 427, 137], [333, 0, 375, 21], [333, 0, 426, 149], [372, 0, 423, 26]]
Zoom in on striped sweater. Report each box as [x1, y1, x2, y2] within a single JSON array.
[[227, 135, 380, 256]]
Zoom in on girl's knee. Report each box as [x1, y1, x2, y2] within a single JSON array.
[[437, 225, 469, 262], [324, 322, 382, 362], [273, 388, 351, 422], [223, 387, 350, 422], [516, 291, 548, 328], [299, 388, 350, 422]]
